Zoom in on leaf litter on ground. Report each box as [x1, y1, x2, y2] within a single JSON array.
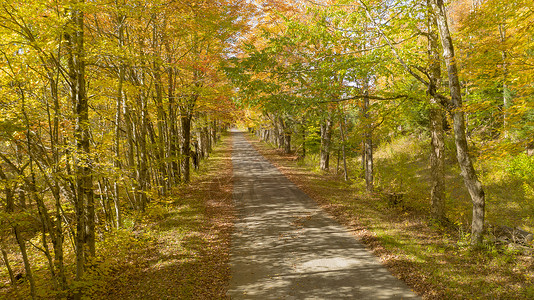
[[95, 134, 234, 300]]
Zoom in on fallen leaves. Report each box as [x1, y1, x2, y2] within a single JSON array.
[[95, 134, 235, 299]]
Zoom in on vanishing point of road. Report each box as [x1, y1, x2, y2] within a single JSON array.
[[228, 130, 420, 299]]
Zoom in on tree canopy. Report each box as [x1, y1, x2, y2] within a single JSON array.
[[1, 0, 533, 298]]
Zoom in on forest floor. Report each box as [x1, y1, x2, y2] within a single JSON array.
[[95, 134, 234, 299], [5, 130, 530, 299], [245, 133, 534, 299]]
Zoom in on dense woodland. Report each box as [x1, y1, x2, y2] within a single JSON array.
[[0, 0, 533, 298]]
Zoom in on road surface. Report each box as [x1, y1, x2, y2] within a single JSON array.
[[228, 130, 419, 299]]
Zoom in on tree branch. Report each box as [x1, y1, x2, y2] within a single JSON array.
[[317, 94, 413, 103]]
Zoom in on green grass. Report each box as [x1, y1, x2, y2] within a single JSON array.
[[249, 132, 534, 299]]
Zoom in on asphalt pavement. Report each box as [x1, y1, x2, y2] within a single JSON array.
[[228, 130, 420, 299]]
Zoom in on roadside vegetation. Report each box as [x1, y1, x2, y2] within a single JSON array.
[[2, 0, 533, 298], [0, 135, 233, 299], [0, 0, 244, 298], [227, 0, 534, 249], [247, 133, 534, 299]]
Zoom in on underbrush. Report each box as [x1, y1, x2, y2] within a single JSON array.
[[94, 133, 234, 299]]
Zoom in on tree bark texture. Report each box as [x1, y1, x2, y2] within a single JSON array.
[[428, 2, 446, 222], [430, 107, 446, 221], [167, 67, 181, 184], [431, 0, 486, 245], [68, 0, 94, 281], [339, 115, 349, 181], [1, 248, 15, 286], [498, 24, 510, 139], [181, 112, 192, 183], [113, 13, 125, 228]]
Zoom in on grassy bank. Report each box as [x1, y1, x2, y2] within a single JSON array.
[[246, 133, 534, 299]]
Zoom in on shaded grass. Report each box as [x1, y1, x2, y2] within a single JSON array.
[[247, 133, 534, 300], [373, 135, 534, 232]]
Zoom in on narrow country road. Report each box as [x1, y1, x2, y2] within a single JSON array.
[[228, 130, 419, 299]]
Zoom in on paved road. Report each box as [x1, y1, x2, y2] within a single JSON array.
[[228, 131, 419, 299]]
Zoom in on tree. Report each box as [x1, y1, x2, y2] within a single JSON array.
[[429, 0, 486, 245], [0, 0, 246, 296]]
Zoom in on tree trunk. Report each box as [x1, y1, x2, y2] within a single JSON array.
[[320, 117, 332, 171], [0, 173, 17, 288], [336, 149, 341, 174], [284, 132, 291, 154], [428, 1, 446, 222], [205, 125, 211, 156], [339, 114, 349, 181], [280, 118, 291, 154], [499, 23, 510, 139], [14, 229, 36, 299], [527, 140, 534, 157], [301, 118, 306, 158], [181, 112, 192, 183], [67, 0, 94, 282], [211, 120, 217, 145], [1, 169, 35, 299], [113, 14, 125, 229], [361, 141, 365, 172], [430, 107, 446, 221], [137, 92, 149, 211], [363, 79, 373, 191], [47, 63, 68, 292], [1, 248, 15, 286], [153, 20, 168, 196], [364, 135, 373, 191], [154, 76, 168, 195], [124, 95, 138, 208], [431, 0, 486, 245], [167, 67, 180, 184], [273, 118, 280, 148]]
